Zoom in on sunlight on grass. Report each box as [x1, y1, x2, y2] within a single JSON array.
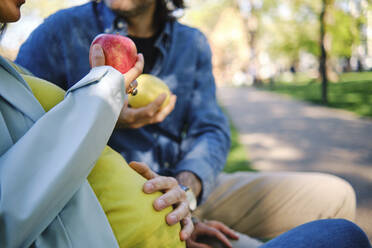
[[224, 114, 255, 173], [339, 72, 372, 82], [262, 72, 372, 117]]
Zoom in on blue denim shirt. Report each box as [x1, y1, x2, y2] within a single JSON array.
[[16, 1, 230, 202]]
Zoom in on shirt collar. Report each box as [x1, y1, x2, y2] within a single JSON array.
[[154, 21, 172, 57], [156, 21, 172, 45], [97, 1, 118, 33]]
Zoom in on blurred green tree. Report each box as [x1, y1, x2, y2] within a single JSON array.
[[182, 0, 369, 91], [22, 0, 74, 18]]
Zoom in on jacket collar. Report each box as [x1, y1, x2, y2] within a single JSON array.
[[0, 56, 45, 122]]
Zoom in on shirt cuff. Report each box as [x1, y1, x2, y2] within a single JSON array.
[[174, 159, 218, 204]]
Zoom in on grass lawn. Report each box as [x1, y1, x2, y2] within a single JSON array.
[[262, 72, 372, 118], [224, 115, 255, 173]]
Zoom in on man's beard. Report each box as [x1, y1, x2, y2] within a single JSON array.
[[106, 0, 155, 18]]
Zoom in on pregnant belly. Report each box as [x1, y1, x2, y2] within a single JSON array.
[[88, 146, 185, 248]]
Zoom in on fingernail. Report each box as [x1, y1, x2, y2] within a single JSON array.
[[180, 232, 186, 241], [157, 199, 165, 209], [168, 214, 177, 223], [92, 44, 102, 55], [144, 183, 153, 192]]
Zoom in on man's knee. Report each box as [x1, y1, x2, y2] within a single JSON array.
[[311, 173, 356, 220]]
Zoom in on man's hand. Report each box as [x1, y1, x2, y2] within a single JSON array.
[[117, 93, 177, 129], [176, 171, 202, 198], [187, 220, 239, 248], [129, 161, 194, 241]]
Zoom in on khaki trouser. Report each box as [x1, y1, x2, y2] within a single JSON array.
[[193, 172, 356, 247]]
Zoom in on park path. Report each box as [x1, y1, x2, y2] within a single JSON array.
[[217, 86, 372, 240]]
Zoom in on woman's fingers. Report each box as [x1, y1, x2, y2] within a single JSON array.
[[90, 47, 143, 92], [90, 46, 143, 88], [123, 53, 144, 90], [90, 44, 105, 67], [126, 80, 138, 95]]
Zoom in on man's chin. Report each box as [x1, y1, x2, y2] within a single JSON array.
[[1, 11, 21, 23], [112, 8, 144, 19], [11, 13, 21, 22], [107, 0, 154, 19]]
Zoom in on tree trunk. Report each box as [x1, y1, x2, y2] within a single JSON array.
[[249, 27, 262, 86], [319, 0, 329, 104], [343, 57, 352, 72], [357, 58, 364, 72], [235, 0, 261, 86]]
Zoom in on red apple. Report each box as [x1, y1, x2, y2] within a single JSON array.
[[89, 34, 137, 74]]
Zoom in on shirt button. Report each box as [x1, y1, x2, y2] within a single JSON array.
[[117, 21, 125, 29], [153, 133, 158, 139], [164, 162, 170, 168], [104, 28, 110, 33]]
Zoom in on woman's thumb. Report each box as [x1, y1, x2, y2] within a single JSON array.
[[89, 44, 105, 68]]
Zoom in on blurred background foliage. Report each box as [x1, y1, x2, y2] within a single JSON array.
[[182, 0, 372, 116], [183, 0, 370, 83], [0, 0, 87, 58], [21, 0, 75, 17]]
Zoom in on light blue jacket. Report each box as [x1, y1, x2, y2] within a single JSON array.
[[0, 56, 122, 247]]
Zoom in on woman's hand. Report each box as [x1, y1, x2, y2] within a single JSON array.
[[129, 161, 194, 241], [90, 43, 144, 92]]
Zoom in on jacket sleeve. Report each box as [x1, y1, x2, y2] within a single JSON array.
[[0, 66, 126, 247], [174, 32, 231, 203]]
